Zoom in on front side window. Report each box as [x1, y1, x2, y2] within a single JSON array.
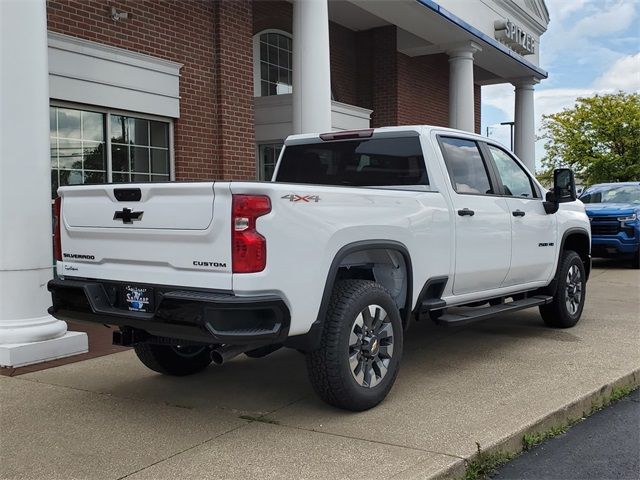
[[50, 106, 172, 197], [276, 137, 428, 187], [255, 31, 292, 96], [440, 137, 493, 195], [487, 145, 536, 198]]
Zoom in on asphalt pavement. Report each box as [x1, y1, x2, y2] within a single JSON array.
[[493, 388, 640, 480]]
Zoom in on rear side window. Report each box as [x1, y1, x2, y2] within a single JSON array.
[[439, 137, 494, 195], [275, 137, 428, 187]]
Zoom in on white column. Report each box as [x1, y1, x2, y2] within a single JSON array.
[[0, 0, 87, 367], [292, 0, 332, 134], [447, 42, 481, 132], [513, 79, 538, 173]]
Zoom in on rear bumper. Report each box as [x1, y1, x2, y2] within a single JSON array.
[[48, 278, 290, 345]]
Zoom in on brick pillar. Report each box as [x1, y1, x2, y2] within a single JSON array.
[[370, 26, 398, 127], [356, 30, 373, 111], [214, 0, 255, 180]]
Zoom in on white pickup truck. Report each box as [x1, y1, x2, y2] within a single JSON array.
[[49, 126, 591, 411]]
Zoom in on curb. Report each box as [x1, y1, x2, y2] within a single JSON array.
[[426, 368, 640, 480]]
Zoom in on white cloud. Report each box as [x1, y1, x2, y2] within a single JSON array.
[[482, 84, 514, 118], [593, 53, 640, 92], [545, 0, 587, 21], [570, 2, 637, 38], [539, 0, 638, 73]]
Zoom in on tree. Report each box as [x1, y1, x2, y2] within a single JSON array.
[[540, 92, 640, 186]]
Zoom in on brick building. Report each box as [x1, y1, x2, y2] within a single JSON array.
[[0, 0, 550, 366], [44, 0, 549, 189]]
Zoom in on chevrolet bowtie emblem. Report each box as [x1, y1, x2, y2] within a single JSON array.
[[113, 208, 143, 224]]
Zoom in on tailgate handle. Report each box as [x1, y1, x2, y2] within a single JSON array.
[[114, 188, 141, 202]]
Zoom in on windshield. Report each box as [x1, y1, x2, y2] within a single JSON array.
[[275, 137, 428, 187], [579, 184, 640, 204]]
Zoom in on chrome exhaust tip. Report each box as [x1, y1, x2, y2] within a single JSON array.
[[210, 344, 251, 365]]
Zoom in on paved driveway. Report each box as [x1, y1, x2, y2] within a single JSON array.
[[1, 260, 639, 479]]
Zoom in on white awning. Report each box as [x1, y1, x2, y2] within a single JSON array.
[[48, 32, 182, 118]]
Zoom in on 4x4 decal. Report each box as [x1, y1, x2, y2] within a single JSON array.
[[281, 194, 321, 203]]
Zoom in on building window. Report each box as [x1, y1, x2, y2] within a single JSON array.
[[50, 105, 172, 198], [258, 143, 283, 180], [50, 107, 106, 196], [110, 115, 170, 183], [253, 30, 292, 97]]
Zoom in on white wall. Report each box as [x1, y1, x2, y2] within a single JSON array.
[[48, 32, 182, 118], [254, 94, 372, 142], [434, 0, 548, 66]]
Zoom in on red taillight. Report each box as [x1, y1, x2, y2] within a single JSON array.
[[53, 196, 62, 261], [232, 195, 271, 273]]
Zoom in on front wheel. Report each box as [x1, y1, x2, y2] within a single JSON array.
[[306, 280, 403, 411], [134, 343, 212, 376], [539, 250, 586, 328], [631, 249, 640, 269]]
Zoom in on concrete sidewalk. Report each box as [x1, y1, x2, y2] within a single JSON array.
[[1, 260, 639, 480]]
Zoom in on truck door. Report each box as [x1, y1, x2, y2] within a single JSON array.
[[439, 137, 511, 295], [482, 144, 557, 286]]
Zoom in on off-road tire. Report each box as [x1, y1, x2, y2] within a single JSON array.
[[306, 280, 403, 411], [631, 250, 640, 269], [134, 343, 212, 376], [539, 250, 586, 328]]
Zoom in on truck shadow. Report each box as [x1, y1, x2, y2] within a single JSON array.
[[109, 307, 582, 414]]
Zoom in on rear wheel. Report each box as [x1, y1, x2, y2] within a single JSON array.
[[306, 280, 403, 411], [540, 250, 586, 328], [134, 343, 212, 376]]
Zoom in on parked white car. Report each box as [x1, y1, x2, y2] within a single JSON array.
[[49, 126, 591, 410]]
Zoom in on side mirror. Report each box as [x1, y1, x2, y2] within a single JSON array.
[[553, 168, 577, 203], [543, 191, 559, 214], [543, 169, 576, 214]]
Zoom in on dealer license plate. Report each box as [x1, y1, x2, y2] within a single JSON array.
[[123, 284, 154, 313]]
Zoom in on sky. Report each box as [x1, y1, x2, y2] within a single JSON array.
[[481, 0, 640, 171]]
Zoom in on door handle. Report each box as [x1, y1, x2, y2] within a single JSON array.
[[457, 208, 475, 217], [512, 210, 526, 217]]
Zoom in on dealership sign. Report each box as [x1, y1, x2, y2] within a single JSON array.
[[494, 19, 536, 55]]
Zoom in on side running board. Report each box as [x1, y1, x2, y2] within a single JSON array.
[[436, 295, 553, 327]]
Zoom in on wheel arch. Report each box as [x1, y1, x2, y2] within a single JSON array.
[[285, 240, 413, 352], [541, 228, 592, 298], [561, 228, 591, 280]]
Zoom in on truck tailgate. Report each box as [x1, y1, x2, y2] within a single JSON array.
[[57, 182, 233, 290]]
